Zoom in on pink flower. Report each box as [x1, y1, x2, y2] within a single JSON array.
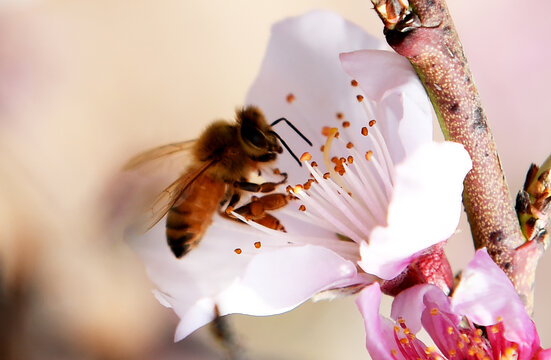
[[357, 249, 551, 360], [130, 10, 471, 341]]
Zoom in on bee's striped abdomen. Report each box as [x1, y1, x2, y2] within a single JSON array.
[[166, 173, 226, 258]]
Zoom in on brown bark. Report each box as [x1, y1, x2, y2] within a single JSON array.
[[371, 0, 543, 311]]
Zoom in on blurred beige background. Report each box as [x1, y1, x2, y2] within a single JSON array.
[[0, 0, 549, 359]]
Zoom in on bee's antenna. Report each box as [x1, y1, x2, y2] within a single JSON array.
[[270, 131, 303, 167], [270, 117, 313, 146]]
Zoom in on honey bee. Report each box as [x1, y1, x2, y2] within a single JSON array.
[[125, 106, 311, 258]]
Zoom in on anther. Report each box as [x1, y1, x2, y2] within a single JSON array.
[[234, 248, 242, 254], [292, 185, 303, 194], [365, 151, 373, 161], [273, 168, 280, 175], [346, 142, 354, 149], [347, 156, 353, 164], [225, 206, 234, 214], [369, 119, 376, 127], [336, 112, 344, 120], [299, 205, 306, 211], [361, 127, 368, 136], [300, 152, 312, 162], [322, 126, 332, 136], [311, 161, 318, 167], [323, 172, 330, 179], [286, 93, 295, 103], [356, 95, 364, 102], [254, 241, 261, 249], [286, 185, 293, 193], [449, 349, 457, 357], [342, 121, 350, 128], [430, 308, 439, 316], [320, 145, 325, 152], [351, 79, 358, 87]]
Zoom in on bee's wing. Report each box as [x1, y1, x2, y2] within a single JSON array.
[[123, 140, 197, 170], [143, 158, 215, 231], [114, 139, 201, 234]]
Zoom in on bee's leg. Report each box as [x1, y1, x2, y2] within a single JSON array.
[[223, 193, 288, 231], [220, 186, 240, 208], [233, 172, 288, 193], [251, 213, 286, 232], [220, 193, 288, 231]]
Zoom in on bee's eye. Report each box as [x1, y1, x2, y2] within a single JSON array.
[[242, 126, 267, 148]]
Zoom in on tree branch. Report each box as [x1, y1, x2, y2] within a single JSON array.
[[370, 0, 544, 311]]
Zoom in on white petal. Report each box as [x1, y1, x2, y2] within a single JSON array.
[[340, 50, 433, 161], [246, 10, 387, 185], [358, 141, 471, 279], [170, 245, 358, 340], [130, 214, 286, 316]]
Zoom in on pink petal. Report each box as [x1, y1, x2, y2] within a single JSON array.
[[452, 249, 540, 353], [356, 284, 405, 360], [536, 348, 551, 360], [358, 141, 471, 279], [340, 50, 433, 161], [390, 284, 452, 333]]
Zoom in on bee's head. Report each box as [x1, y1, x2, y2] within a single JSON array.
[[237, 106, 282, 158]]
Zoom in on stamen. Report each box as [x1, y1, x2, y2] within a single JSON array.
[[234, 248, 242, 254], [351, 79, 358, 87], [361, 127, 368, 136], [449, 349, 456, 357], [254, 241, 261, 249], [356, 97, 396, 191], [299, 163, 367, 243], [346, 142, 354, 149], [299, 205, 306, 211], [342, 121, 350, 128], [365, 151, 373, 161], [286, 93, 295, 103], [300, 152, 312, 162], [356, 95, 364, 102], [322, 127, 349, 192]]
